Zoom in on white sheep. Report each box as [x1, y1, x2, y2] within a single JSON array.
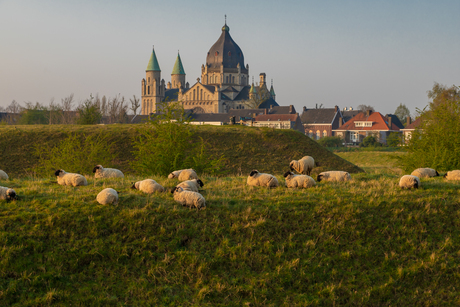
[[96, 188, 119, 205], [172, 186, 206, 209], [316, 171, 351, 182], [93, 165, 124, 179], [247, 170, 279, 188], [289, 156, 316, 176], [0, 186, 17, 201], [54, 169, 88, 187], [131, 179, 165, 194], [168, 169, 198, 181], [444, 170, 460, 180], [172, 179, 204, 193], [0, 170, 8, 180], [399, 175, 420, 189], [411, 168, 439, 178], [283, 171, 316, 188]]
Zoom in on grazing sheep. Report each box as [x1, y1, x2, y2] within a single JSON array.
[[168, 169, 198, 181], [411, 168, 439, 178], [54, 169, 88, 187], [247, 170, 279, 188], [399, 175, 420, 189], [93, 165, 124, 179], [171, 179, 204, 193], [444, 170, 460, 181], [0, 186, 17, 201], [0, 170, 8, 180], [283, 171, 316, 188], [96, 188, 119, 205], [316, 171, 351, 182], [131, 179, 165, 194], [289, 156, 316, 176], [172, 186, 206, 209]]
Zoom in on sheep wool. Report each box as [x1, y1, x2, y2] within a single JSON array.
[[168, 169, 198, 181], [96, 188, 119, 205], [444, 170, 460, 181], [399, 175, 420, 189], [172, 187, 206, 209], [411, 168, 439, 178], [173, 179, 204, 193], [317, 171, 351, 182], [54, 169, 88, 187], [289, 156, 315, 175], [93, 165, 124, 179], [132, 179, 164, 194], [284, 171, 316, 188], [247, 170, 279, 188], [0, 186, 17, 201], [0, 170, 8, 180]]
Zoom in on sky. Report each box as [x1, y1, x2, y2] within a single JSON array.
[[0, 0, 458, 116]]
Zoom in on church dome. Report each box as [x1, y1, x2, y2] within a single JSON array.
[[206, 23, 246, 72]]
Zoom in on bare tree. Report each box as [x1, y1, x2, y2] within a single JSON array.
[[60, 94, 75, 124], [108, 95, 128, 124], [100, 95, 108, 117], [357, 104, 375, 112], [130, 95, 140, 115], [4, 100, 22, 124]]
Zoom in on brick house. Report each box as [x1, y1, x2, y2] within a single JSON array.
[[300, 106, 344, 139]]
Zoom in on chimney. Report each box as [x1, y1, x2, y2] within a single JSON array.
[[335, 105, 338, 112], [366, 110, 372, 117], [406, 116, 411, 126], [303, 106, 307, 113], [388, 116, 392, 129], [339, 117, 343, 126], [289, 105, 293, 114], [270, 104, 273, 110], [264, 109, 267, 115]]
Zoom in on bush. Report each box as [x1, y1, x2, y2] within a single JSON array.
[[386, 132, 402, 147], [317, 136, 343, 147], [359, 135, 381, 147]]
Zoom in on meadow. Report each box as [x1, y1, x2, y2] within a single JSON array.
[[2, 147, 460, 306]]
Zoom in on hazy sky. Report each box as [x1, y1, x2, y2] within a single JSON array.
[[0, 0, 458, 116]]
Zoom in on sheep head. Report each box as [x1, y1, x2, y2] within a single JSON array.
[[316, 174, 323, 182], [283, 171, 293, 178], [249, 170, 259, 177], [92, 165, 102, 173], [197, 179, 204, 187], [54, 169, 64, 177]]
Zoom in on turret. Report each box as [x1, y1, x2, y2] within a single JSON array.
[[141, 46, 163, 114], [171, 52, 186, 89]]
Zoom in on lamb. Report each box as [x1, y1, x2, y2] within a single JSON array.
[[411, 168, 439, 178], [444, 170, 460, 180], [96, 188, 119, 205], [54, 169, 88, 187], [0, 170, 8, 180], [168, 169, 198, 181], [131, 179, 165, 194], [399, 175, 420, 189], [289, 156, 315, 176], [316, 171, 351, 182], [247, 170, 279, 188], [283, 171, 316, 188], [0, 186, 17, 201], [93, 165, 124, 179], [171, 179, 204, 193], [172, 186, 206, 209]]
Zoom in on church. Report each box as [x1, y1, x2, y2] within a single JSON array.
[[140, 21, 278, 115]]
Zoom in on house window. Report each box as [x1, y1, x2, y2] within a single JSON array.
[[316, 130, 321, 140], [355, 121, 373, 127], [323, 130, 327, 138], [309, 130, 313, 138], [350, 132, 359, 142]]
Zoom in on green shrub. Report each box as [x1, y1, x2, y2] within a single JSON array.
[[317, 136, 343, 147], [359, 135, 381, 147], [386, 132, 402, 147]]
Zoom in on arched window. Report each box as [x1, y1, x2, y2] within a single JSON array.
[[316, 130, 321, 140], [200, 89, 203, 100], [309, 130, 313, 138], [323, 130, 327, 138], [215, 51, 218, 56], [148, 86, 150, 95], [193, 89, 196, 100]]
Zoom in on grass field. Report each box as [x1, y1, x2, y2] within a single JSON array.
[[2, 147, 460, 305]]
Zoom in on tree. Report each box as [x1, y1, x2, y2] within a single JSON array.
[[386, 132, 402, 147], [18, 102, 48, 124], [130, 95, 140, 115], [359, 135, 381, 147], [76, 96, 102, 124], [397, 83, 460, 172], [357, 104, 375, 112], [394, 103, 411, 124]]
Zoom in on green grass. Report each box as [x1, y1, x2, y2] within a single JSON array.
[[2, 149, 460, 305]]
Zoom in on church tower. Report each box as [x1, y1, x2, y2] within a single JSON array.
[[171, 52, 186, 89], [141, 46, 164, 115]]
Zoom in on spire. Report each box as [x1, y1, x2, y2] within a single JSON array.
[[222, 14, 229, 32], [270, 79, 275, 96], [172, 51, 185, 75], [146, 46, 161, 72]]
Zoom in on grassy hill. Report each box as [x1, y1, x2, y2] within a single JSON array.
[[0, 124, 362, 178]]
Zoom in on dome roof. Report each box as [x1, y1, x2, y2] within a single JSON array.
[[206, 23, 246, 72]]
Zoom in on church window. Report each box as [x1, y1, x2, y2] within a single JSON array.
[[232, 76, 235, 83], [200, 89, 203, 100], [228, 51, 231, 56], [215, 51, 219, 56], [148, 86, 150, 95], [193, 89, 196, 100], [226, 76, 228, 83], [148, 77, 150, 83]]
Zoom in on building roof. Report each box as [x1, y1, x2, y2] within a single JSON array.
[[337, 111, 400, 131], [300, 107, 339, 124], [171, 52, 185, 75], [401, 117, 422, 130], [342, 110, 360, 122], [255, 114, 299, 122], [146, 47, 161, 72], [162, 89, 179, 102], [205, 23, 246, 72], [385, 114, 405, 129], [187, 112, 230, 122], [228, 109, 265, 118], [258, 97, 279, 109], [268, 105, 296, 114]]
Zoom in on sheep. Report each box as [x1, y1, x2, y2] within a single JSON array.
[[131, 179, 165, 194], [411, 168, 439, 178], [172, 186, 206, 209], [316, 171, 351, 182], [93, 165, 124, 179], [0, 170, 8, 180], [289, 156, 316, 176], [247, 170, 279, 188], [54, 169, 88, 187], [171, 179, 204, 193], [168, 169, 198, 181], [399, 175, 420, 189], [0, 186, 17, 201], [444, 170, 460, 180], [96, 188, 119, 205], [283, 171, 316, 188]]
